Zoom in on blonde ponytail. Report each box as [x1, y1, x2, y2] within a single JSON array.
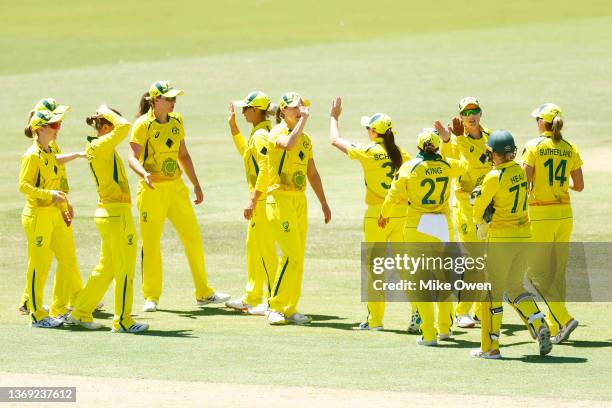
[[551, 116, 563, 141]]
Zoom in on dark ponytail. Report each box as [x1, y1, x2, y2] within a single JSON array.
[[24, 111, 35, 138], [275, 107, 284, 124], [137, 92, 151, 117], [381, 129, 403, 170]]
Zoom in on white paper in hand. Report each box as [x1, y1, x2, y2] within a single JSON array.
[[417, 213, 449, 242]]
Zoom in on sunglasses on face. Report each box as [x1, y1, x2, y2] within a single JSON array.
[[460, 108, 481, 117], [47, 122, 62, 130]]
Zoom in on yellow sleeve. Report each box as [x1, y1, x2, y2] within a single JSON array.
[[440, 135, 460, 160], [175, 113, 186, 143], [253, 130, 269, 193], [381, 167, 409, 218], [304, 134, 314, 161], [521, 142, 537, 167], [346, 143, 369, 162], [473, 171, 499, 224], [90, 110, 131, 155], [129, 116, 148, 146], [19, 153, 53, 200], [449, 157, 469, 178], [572, 144, 583, 170], [231, 132, 247, 156], [401, 149, 412, 163]]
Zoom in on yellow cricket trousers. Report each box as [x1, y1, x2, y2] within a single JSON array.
[[137, 178, 214, 303], [70, 204, 137, 330], [404, 212, 454, 342], [266, 192, 307, 317], [363, 204, 407, 328], [22, 206, 81, 322], [244, 198, 278, 306], [480, 226, 546, 352], [19, 230, 83, 316], [528, 204, 574, 336], [454, 195, 482, 318]]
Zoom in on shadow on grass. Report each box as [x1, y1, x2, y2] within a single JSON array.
[[92, 310, 113, 319], [307, 314, 360, 331], [501, 355, 587, 364], [501, 324, 527, 337], [156, 307, 247, 319], [558, 339, 612, 348], [137, 329, 196, 338]]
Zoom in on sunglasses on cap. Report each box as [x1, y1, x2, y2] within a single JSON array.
[[460, 108, 481, 117]]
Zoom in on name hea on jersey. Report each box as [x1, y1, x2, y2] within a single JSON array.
[[510, 172, 525, 184], [539, 147, 573, 158], [425, 166, 443, 176]]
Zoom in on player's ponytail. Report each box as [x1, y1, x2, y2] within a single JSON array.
[[138, 92, 152, 117], [275, 106, 284, 124], [551, 116, 563, 142], [24, 111, 35, 138], [381, 129, 403, 170]]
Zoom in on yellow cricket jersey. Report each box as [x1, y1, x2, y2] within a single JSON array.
[[440, 126, 492, 198], [86, 111, 132, 205], [232, 120, 271, 194], [49, 141, 69, 193], [19, 141, 62, 208], [347, 137, 411, 206], [130, 109, 185, 182], [266, 121, 313, 194], [381, 153, 467, 219], [473, 161, 530, 229], [522, 132, 583, 206]]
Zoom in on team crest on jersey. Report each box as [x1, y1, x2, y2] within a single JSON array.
[[154, 131, 160, 139], [292, 171, 306, 189], [142, 212, 148, 223], [35, 236, 43, 247], [60, 178, 69, 192], [162, 158, 178, 176], [127, 234, 134, 245], [172, 127, 179, 135], [302, 139, 311, 149], [461, 223, 468, 234], [282, 221, 290, 232], [470, 146, 475, 152]]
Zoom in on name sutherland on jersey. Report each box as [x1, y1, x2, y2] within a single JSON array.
[[539, 148, 572, 157]]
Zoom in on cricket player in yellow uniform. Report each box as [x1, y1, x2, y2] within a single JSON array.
[[67, 106, 148, 333], [436, 97, 490, 328], [471, 129, 552, 359], [226, 91, 278, 315], [19, 109, 77, 327], [329, 96, 418, 331], [128, 81, 229, 312], [18, 99, 85, 316], [523, 103, 583, 344], [265, 92, 331, 325], [380, 129, 467, 345]]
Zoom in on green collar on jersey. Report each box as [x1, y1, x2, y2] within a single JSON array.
[[416, 151, 442, 161]]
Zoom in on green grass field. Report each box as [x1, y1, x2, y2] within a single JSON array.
[[1, 1, 612, 404]]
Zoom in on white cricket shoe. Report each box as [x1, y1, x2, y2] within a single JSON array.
[[142, 300, 157, 312], [407, 310, 422, 334], [470, 349, 502, 359], [456, 314, 476, 328], [356, 322, 383, 331], [551, 319, 579, 344], [64, 314, 103, 330], [196, 292, 231, 306], [31, 316, 63, 328], [438, 332, 453, 341], [287, 312, 311, 325], [112, 322, 149, 333], [225, 298, 249, 312], [247, 303, 268, 316], [416, 336, 437, 346], [268, 311, 287, 325], [537, 324, 553, 356]]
